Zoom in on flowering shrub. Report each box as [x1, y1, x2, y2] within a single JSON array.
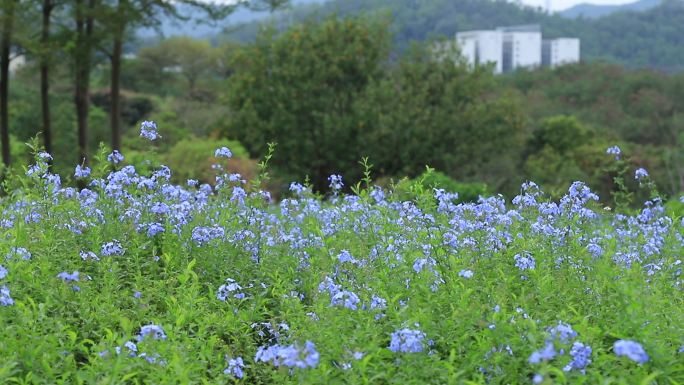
[[0, 132, 682, 383]]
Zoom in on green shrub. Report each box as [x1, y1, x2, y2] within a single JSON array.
[[392, 168, 489, 205], [162, 137, 253, 184]]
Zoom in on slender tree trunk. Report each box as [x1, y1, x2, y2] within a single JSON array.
[[110, 30, 123, 151], [41, 0, 53, 158], [0, 0, 16, 167], [74, 0, 95, 165]]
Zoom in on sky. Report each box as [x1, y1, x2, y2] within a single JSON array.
[[516, 0, 636, 12]]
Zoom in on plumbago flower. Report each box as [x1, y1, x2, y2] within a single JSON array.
[[0, 285, 13, 306], [328, 174, 343, 193], [74, 164, 91, 179], [137, 324, 167, 341], [57, 271, 80, 283], [224, 357, 245, 378], [389, 328, 427, 353], [214, 147, 232, 158], [101, 240, 124, 256], [6, 247, 31, 260], [606, 145, 621, 160], [140, 121, 160, 141], [458, 269, 474, 278], [107, 150, 124, 164], [635, 168, 649, 181], [614, 340, 649, 364], [514, 252, 536, 271], [529, 321, 593, 373], [217, 278, 245, 301], [331, 290, 360, 310], [255, 341, 319, 369]]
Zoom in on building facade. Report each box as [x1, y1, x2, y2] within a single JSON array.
[[542, 38, 581, 68], [499, 25, 542, 72], [456, 30, 503, 74], [453, 25, 579, 74]]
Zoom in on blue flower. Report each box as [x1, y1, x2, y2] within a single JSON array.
[[514, 253, 536, 271], [191, 226, 225, 246], [0, 265, 7, 280], [107, 150, 124, 164], [547, 322, 577, 344], [337, 250, 358, 264], [224, 356, 244, 378], [116, 341, 138, 357], [74, 164, 91, 179], [635, 168, 649, 181], [0, 285, 14, 306], [370, 295, 387, 311], [606, 145, 621, 160], [614, 340, 648, 364], [255, 341, 319, 369], [563, 341, 592, 372], [140, 121, 160, 141], [331, 290, 360, 310], [145, 223, 165, 237], [528, 342, 556, 364], [389, 328, 426, 353], [6, 247, 31, 260], [137, 324, 167, 341], [328, 174, 343, 192], [38, 151, 52, 161], [80, 250, 99, 261], [586, 243, 602, 257], [458, 269, 474, 278], [101, 240, 124, 256], [289, 182, 308, 196], [217, 278, 243, 301], [57, 271, 80, 283], [214, 147, 233, 158]]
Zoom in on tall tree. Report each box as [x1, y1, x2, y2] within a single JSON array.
[[73, 0, 96, 165], [105, 0, 289, 152], [40, 0, 55, 157], [0, 0, 18, 166]]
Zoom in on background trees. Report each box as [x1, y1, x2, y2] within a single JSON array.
[[0, 2, 682, 202], [225, 17, 391, 191]]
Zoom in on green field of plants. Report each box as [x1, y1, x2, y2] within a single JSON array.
[[0, 124, 682, 384]]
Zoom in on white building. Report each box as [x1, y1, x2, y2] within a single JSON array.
[[451, 25, 579, 75], [498, 25, 542, 72], [456, 30, 503, 74], [542, 38, 580, 68]]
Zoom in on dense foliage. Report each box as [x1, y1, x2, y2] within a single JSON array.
[[0, 133, 683, 383], [223, 0, 684, 72], [225, 17, 525, 193], [505, 63, 684, 198], [4, 13, 683, 202]]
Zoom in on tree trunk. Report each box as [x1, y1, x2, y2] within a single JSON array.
[[0, 0, 16, 167], [41, 0, 53, 158], [110, 31, 123, 151], [74, 0, 95, 165]]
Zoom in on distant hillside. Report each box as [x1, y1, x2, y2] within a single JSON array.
[[560, 0, 662, 19], [220, 0, 684, 72], [137, 0, 327, 39]]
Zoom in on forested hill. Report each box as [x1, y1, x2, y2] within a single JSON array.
[[559, 0, 662, 19], [221, 0, 684, 72]]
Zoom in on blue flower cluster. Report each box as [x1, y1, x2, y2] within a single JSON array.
[[0, 131, 679, 381], [389, 328, 426, 353], [255, 341, 319, 369], [614, 340, 649, 364]]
